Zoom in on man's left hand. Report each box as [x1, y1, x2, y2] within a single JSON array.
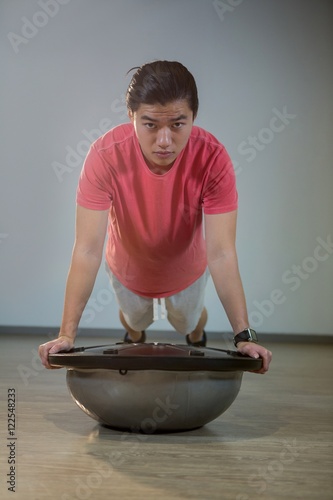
[[236, 342, 272, 374]]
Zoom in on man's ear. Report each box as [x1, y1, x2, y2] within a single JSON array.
[[128, 110, 134, 123]]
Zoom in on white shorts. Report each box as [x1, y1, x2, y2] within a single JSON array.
[[106, 265, 209, 335]]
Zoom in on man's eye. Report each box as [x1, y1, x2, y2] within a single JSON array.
[[144, 123, 156, 129], [173, 122, 184, 128]]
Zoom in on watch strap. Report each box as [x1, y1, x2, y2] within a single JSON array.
[[234, 328, 258, 347]]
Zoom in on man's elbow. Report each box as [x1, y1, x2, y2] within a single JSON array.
[[207, 247, 238, 267], [72, 244, 104, 264]]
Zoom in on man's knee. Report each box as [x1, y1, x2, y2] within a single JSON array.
[[167, 304, 207, 334], [167, 311, 194, 335], [122, 307, 154, 332]]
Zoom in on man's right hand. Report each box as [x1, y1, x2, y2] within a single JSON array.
[[38, 335, 74, 369]]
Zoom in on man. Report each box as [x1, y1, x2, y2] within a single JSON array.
[[39, 60, 272, 373]]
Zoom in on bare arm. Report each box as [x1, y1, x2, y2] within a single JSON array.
[[204, 210, 272, 373], [39, 205, 109, 368], [59, 205, 109, 339], [205, 210, 248, 332]]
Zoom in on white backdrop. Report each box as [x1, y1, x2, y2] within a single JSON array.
[[0, 0, 332, 335]]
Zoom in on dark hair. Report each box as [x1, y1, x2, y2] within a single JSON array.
[[126, 60, 199, 118]]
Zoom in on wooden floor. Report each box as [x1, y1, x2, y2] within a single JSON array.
[[0, 333, 332, 500]]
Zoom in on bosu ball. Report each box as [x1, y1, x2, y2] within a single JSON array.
[[48, 342, 262, 433]]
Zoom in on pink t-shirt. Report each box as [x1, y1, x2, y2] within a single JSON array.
[[77, 123, 238, 297]]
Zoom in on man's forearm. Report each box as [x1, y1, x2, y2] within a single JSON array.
[[59, 250, 102, 340], [208, 252, 249, 334]]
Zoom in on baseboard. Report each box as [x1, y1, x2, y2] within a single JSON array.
[[0, 326, 332, 343]]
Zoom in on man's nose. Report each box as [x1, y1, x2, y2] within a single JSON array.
[[156, 127, 172, 148]]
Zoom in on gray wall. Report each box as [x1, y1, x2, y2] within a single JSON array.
[[1, 0, 332, 335]]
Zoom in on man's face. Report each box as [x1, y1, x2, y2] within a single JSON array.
[[129, 100, 194, 173]]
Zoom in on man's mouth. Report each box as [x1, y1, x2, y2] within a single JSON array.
[[155, 151, 173, 158]]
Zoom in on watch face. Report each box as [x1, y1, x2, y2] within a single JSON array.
[[249, 329, 258, 342]]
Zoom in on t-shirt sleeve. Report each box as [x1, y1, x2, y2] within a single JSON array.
[[76, 144, 112, 210], [202, 147, 238, 214]]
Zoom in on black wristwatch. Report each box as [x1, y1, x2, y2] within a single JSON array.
[[234, 328, 258, 347]]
